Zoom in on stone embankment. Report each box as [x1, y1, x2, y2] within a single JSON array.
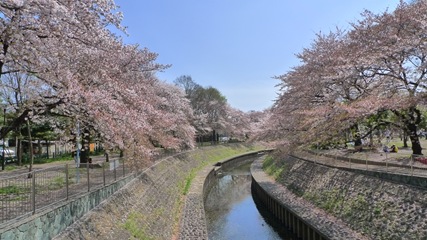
[[54, 144, 259, 240], [261, 153, 427, 239], [251, 157, 367, 240], [178, 151, 264, 239]]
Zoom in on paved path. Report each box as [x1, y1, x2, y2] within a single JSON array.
[[297, 149, 427, 179]]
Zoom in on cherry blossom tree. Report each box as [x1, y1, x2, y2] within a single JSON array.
[[1, 0, 197, 166], [351, 1, 427, 154], [268, 0, 427, 155], [174, 76, 251, 143], [0, 0, 123, 137]]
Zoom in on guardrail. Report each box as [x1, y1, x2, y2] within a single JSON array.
[[299, 150, 427, 176], [0, 159, 129, 225], [292, 150, 427, 189]]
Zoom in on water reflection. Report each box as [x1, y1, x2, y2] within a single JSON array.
[[205, 161, 295, 240]]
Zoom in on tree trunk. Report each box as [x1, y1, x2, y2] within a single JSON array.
[[407, 123, 422, 155], [17, 138, 22, 166], [80, 129, 91, 163], [212, 130, 216, 145], [393, 107, 423, 155], [46, 140, 49, 159], [351, 124, 363, 151], [27, 119, 34, 178], [403, 132, 408, 148]]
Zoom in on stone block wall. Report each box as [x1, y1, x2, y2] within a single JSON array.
[[53, 144, 257, 240], [54, 154, 196, 240], [275, 155, 427, 239]]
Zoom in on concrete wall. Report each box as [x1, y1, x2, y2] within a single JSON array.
[[51, 144, 258, 240], [265, 155, 427, 239], [298, 152, 427, 189], [0, 173, 137, 240], [8, 145, 413, 240], [179, 150, 265, 239], [251, 157, 365, 240]]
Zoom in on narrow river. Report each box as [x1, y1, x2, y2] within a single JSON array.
[[204, 159, 297, 239]]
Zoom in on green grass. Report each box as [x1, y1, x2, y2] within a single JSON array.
[[182, 170, 196, 195], [0, 184, 30, 201], [47, 176, 67, 190], [33, 154, 73, 164], [0, 185, 28, 195], [262, 155, 284, 180], [5, 165, 18, 171], [122, 212, 154, 240], [180, 145, 262, 195]]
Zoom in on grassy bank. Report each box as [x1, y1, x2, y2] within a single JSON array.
[[121, 143, 265, 240]]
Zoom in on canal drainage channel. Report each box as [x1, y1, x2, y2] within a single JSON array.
[[204, 157, 298, 239]]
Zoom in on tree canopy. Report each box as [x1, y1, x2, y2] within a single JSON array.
[[0, 0, 196, 164], [266, 1, 427, 155]]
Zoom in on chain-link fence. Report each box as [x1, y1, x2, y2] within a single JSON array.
[[0, 158, 130, 225]]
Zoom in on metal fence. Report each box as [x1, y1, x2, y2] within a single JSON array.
[[295, 150, 427, 179], [0, 158, 130, 225]]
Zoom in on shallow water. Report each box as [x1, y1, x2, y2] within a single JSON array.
[[205, 161, 296, 240]]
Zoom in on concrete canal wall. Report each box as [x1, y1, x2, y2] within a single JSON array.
[[179, 150, 264, 239], [0, 144, 259, 240], [52, 144, 258, 240], [7, 145, 422, 240], [252, 154, 427, 240]]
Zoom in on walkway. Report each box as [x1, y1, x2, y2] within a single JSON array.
[[295, 148, 427, 179]]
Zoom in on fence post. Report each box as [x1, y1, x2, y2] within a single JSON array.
[[87, 163, 90, 192], [65, 164, 69, 200], [31, 171, 36, 214], [385, 158, 388, 173], [103, 162, 106, 186], [114, 160, 117, 181], [384, 149, 388, 173], [122, 158, 125, 177], [335, 153, 337, 166], [365, 152, 368, 171]]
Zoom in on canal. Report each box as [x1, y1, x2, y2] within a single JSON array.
[[204, 158, 297, 239]]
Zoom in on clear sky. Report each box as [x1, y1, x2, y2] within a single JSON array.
[[113, 0, 401, 112]]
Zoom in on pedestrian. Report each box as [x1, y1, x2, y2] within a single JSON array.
[[383, 145, 389, 153]]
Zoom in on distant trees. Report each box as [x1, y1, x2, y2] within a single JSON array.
[[266, 1, 427, 155], [174, 75, 250, 142]]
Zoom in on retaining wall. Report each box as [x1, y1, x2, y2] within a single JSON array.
[[0, 172, 137, 240], [179, 150, 264, 239], [52, 144, 258, 240], [300, 152, 427, 188], [259, 154, 427, 239], [251, 157, 366, 240]]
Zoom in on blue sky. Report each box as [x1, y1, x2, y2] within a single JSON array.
[[113, 1, 401, 112]]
